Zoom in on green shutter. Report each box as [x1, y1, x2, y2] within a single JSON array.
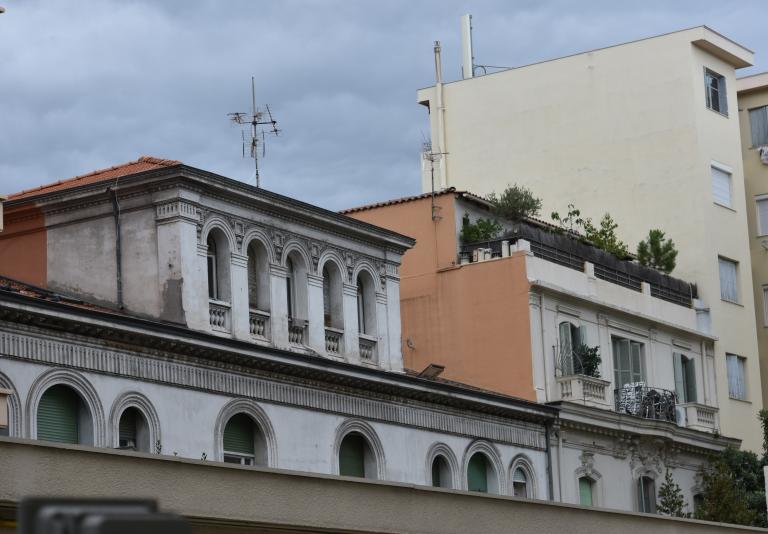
[[223, 414, 255, 455], [684, 358, 697, 403], [467, 454, 488, 493], [339, 434, 366, 477], [673, 353, 685, 402], [37, 385, 79, 444], [579, 477, 593, 506]]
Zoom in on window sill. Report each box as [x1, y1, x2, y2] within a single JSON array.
[[728, 396, 751, 404], [706, 106, 729, 119], [713, 202, 736, 213], [720, 299, 744, 307]]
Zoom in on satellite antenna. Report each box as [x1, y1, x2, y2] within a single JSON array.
[[228, 76, 280, 188]]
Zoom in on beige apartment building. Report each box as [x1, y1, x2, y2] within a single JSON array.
[[738, 72, 768, 411], [417, 26, 763, 450]]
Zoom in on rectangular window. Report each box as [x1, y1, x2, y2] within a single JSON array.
[[579, 477, 594, 507], [612, 337, 644, 388], [726, 354, 747, 400], [757, 198, 768, 236], [673, 353, 697, 403], [763, 286, 768, 326], [711, 165, 732, 208], [718, 257, 739, 303], [705, 69, 728, 115], [638, 477, 657, 513], [750, 106, 768, 147]]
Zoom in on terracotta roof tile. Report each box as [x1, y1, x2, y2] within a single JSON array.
[[7, 156, 181, 201], [0, 275, 115, 313], [339, 188, 459, 214]]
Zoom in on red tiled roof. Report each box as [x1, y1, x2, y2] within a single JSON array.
[[7, 156, 181, 201], [0, 275, 115, 313], [339, 188, 460, 214]]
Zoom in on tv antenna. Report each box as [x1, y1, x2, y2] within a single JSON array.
[[228, 76, 280, 188]]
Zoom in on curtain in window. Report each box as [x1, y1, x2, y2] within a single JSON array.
[[718, 258, 738, 302], [750, 106, 768, 147], [726, 354, 746, 400], [757, 198, 768, 236], [711, 166, 732, 207]]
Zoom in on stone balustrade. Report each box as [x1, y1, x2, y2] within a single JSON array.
[[288, 319, 307, 345], [359, 335, 377, 362], [556, 375, 612, 409], [325, 327, 344, 355], [678, 402, 719, 433], [208, 300, 231, 333], [249, 309, 270, 339]]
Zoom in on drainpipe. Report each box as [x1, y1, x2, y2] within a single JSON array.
[[433, 41, 448, 189], [108, 188, 124, 310]]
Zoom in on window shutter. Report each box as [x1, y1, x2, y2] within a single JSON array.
[[223, 414, 255, 455], [467, 454, 488, 493], [630, 342, 643, 383], [685, 358, 697, 403], [757, 199, 768, 236], [711, 167, 732, 207], [751, 107, 768, 147], [37, 386, 79, 444], [339, 434, 366, 478], [577, 325, 587, 347], [673, 353, 685, 402], [579, 477, 594, 506], [718, 76, 728, 115], [560, 322, 573, 375], [718, 258, 738, 302]]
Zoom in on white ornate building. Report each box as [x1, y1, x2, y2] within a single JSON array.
[[0, 158, 555, 498]]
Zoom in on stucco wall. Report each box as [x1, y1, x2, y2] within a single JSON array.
[[0, 205, 46, 287], [0, 438, 762, 534]]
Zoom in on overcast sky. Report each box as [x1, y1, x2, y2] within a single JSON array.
[[1, 0, 766, 210]]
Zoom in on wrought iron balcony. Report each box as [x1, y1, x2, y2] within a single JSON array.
[[614, 384, 677, 423]]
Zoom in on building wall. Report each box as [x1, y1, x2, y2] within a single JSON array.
[[738, 74, 768, 407], [418, 28, 763, 450], [349, 194, 536, 400], [1, 438, 761, 534], [0, 355, 549, 497], [0, 204, 46, 287]]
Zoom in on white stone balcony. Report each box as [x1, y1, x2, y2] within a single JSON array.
[[208, 300, 231, 333], [325, 327, 344, 355], [678, 402, 719, 433], [359, 334, 377, 362], [249, 309, 270, 340], [556, 375, 612, 409], [288, 318, 307, 345]]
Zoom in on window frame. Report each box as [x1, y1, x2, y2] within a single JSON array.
[[704, 68, 728, 116], [748, 105, 768, 148], [711, 162, 733, 210], [637, 476, 657, 513], [578, 476, 595, 507], [726, 353, 748, 401], [612, 335, 646, 388], [718, 256, 740, 304], [762, 285, 768, 327], [756, 195, 768, 237], [207, 236, 218, 301]]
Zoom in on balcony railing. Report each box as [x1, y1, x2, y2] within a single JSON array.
[[288, 318, 307, 345], [249, 309, 270, 340], [325, 327, 344, 355], [614, 384, 677, 423], [557, 375, 612, 408], [208, 300, 231, 333], [359, 335, 377, 362], [678, 402, 719, 433]]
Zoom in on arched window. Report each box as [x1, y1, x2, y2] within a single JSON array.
[[512, 467, 530, 498], [339, 432, 377, 479], [579, 476, 595, 506], [322, 262, 344, 329], [637, 475, 657, 513], [431, 455, 453, 488], [286, 252, 309, 344], [467, 452, 492, 493], [223, 413, 267, 466], [206, 229, 231, 302], [117, 407, 150, 452], [37, 385, 94, 445], [558, 321, 586, 375], [247, 240, 270, 313]]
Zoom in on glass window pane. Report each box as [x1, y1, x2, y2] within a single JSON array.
[[719, 258, 738, 302], [711, 166, 732, 207], [750, 106, 768, 147]]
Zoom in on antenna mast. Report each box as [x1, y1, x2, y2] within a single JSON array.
[[228, 76, 280, 188]]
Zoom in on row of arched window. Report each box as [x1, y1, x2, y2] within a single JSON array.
[[206, 227, 380, 358], [1, 370, 537, 497]]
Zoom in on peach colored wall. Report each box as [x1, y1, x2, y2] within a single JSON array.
[[0, 204, 47, 287], [348, 196, 536, 401]]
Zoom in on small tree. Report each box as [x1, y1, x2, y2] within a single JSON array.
[[550, 204, 586, 234], [582, 214, 629, 258], [487, 184, 542, 221], [637, 229, 678, 273], [657, 469, 688, 517], [460, 217, 502, 244], [573, 344, 601, 378]]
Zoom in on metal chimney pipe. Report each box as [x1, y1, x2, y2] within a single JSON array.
[[460, 14, 474, 79], [433, 40, 443, 84]]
